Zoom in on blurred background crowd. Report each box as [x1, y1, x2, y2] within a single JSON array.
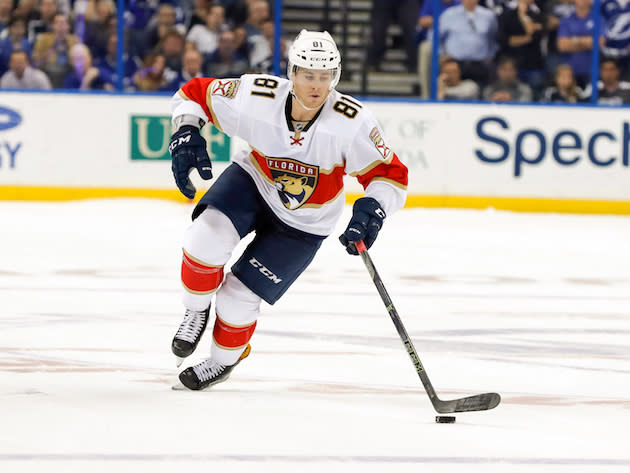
[[0, 0, 628, 105], [410, 0, 630, 104], [0, 0, 283, 93]]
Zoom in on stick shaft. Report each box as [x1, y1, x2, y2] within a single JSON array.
[[355, 241, 440, 405], [354, 240, 501, 413]]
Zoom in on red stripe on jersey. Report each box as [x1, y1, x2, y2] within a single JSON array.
[[251, 151, 346, 206], [181, 251, 224, 294], [308, 165, 345, 205], [357, 153, 408, 190], [179, 77, 217, 126], [213, 317, 257, 349], [251, 150, 273, 180]]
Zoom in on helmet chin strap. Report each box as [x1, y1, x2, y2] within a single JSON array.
[[290, 86, 330, 112]]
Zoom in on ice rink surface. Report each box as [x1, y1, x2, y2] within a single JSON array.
[[1, 199, 629, 473]]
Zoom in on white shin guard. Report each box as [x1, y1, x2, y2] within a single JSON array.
[[211, 273, 261, 365], [181, 207, 240, 311]]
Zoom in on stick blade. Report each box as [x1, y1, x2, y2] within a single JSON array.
[[434, 392, 501, 414]]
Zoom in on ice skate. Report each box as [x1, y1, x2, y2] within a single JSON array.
[[171, 306, 210, 366], [176, 344, 251, 391]]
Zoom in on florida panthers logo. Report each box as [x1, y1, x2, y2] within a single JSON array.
[[267, 158, 318, 210]]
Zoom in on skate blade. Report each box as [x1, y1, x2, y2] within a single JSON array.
[[171, 375, 233, 392], [171, 381, 217, 391], [171, 381, 188, 390], [175, 356, 185, 367]]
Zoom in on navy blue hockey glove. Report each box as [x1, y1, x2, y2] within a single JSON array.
[[339, 197, 386, 255], [169, 125, 213, 199]]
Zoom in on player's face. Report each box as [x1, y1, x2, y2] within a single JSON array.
[[293, 68, 334, 109]]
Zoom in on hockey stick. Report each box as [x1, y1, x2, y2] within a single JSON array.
[[354, 240, 501, 414]]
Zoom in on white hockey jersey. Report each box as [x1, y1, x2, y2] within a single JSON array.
[[171, 74, 408, 236]]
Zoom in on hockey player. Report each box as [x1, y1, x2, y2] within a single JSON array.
[[169, 29, 408, 390]]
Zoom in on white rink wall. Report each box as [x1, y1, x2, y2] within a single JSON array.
[[1, 91, 629, 213]]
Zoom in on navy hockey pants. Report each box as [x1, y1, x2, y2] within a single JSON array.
[[193, 163, 326, 305]]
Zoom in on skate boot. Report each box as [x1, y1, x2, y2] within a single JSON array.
[[171, 307, 210, 366], [178, 344, 251, 391]]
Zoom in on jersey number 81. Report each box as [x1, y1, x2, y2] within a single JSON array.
[[251, 77, 279, 99], [333, 96, 360, 119]]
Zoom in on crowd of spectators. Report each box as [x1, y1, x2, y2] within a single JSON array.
[[2, 0, 630, 105], [411, 0, 630, 104], [0, 0, 286, 92]]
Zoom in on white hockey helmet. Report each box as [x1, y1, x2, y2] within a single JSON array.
[[288, 29, 341, 90]]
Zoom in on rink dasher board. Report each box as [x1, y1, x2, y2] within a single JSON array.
[[1, 93, 629, 214]]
